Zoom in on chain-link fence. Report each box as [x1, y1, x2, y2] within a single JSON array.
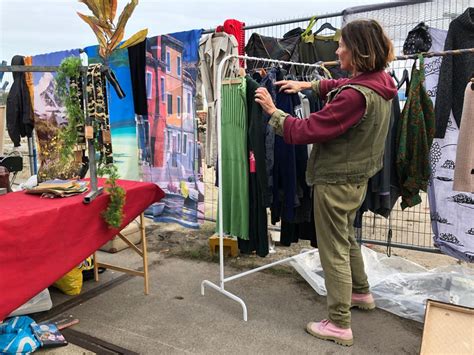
[[201, 0, 471, 253]]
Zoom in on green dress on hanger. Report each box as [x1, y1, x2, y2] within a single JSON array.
[[218, 78, 249, 240]]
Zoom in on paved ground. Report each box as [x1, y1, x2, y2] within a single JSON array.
[[40, 243, 424, 355]]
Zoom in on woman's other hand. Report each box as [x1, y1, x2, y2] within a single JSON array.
[[275, 80, 309, 94], [255, 87, 277, 116]]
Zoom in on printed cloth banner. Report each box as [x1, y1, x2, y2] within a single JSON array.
[[142, 29, 203, 228], [426, 28, 474, 262], [84, 45, 139, 180], [31, 49, 81, 180]]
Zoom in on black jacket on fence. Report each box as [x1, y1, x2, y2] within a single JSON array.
[[434, 7, 474, 138], [6, 55, 34, 147]]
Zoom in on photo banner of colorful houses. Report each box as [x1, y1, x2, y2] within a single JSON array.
[[141, 29, 204, 228]]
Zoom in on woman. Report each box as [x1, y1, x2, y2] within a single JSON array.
[[255, 19, 396, 347]]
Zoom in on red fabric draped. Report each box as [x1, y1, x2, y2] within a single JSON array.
[[0, 179, 164, 320]]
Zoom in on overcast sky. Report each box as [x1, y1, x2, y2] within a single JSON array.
[[0, 0, 389, 63]]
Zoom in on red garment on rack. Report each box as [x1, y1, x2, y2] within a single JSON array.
[[216, 19, 245, 66], [0, 179, 164, 321]]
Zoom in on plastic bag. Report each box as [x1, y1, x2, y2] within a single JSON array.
[[53, 256, 92, 295], [0, 316, 41, 354], [53, 267, 83, 296], [291, 246, 474, 322], [8, 289, 52, 317]]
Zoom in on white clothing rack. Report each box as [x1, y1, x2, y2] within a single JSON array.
[[200, 54, 325, 321]]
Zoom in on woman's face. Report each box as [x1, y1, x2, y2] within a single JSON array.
[[336, 38, 354, 73]]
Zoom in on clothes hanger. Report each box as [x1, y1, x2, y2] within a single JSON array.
[[301, 16, 318, 39], [314, 22, 338, 35], [397, 69, 410, 91]]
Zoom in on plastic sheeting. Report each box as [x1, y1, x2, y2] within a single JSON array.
[[291, 246, 474, 322]]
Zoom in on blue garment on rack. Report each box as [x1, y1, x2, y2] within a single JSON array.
[[260, 69, 278, 207], [0, 316, 41, 354], [271, 77, 300, 223]]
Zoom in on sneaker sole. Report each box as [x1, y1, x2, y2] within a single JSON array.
[[305, 324, 353, 347], [351, 301, 376, 310]]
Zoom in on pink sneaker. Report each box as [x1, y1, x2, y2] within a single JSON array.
[[306, 320, 353, 346], [351, 292, 376, 310]]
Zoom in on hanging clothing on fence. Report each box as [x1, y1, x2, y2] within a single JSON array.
[[396, 56, 435, 209], [453, 81, 474, 193], [434, 7, 474, 138], [127, 39, 148, 116], [197, 32, 239, 167], [299, 20, 349, 79], [425, 27, 474, 262], [369, 94, 401, 216], [218, 78, 249, 240], [244, 30, 301, 71], [6, 55, 34, 148], [356, 94, 402, 224]]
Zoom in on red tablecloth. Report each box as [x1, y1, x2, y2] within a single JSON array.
[[0, 179, 164, 321]]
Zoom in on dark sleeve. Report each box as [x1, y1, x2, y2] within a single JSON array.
[[282, 88, 366, 145], [6, 88, 21, 147], [20, 82, 34, 137], [434, 26, 453, 138]]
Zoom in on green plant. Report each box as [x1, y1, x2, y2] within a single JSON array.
[[56, 56, 83, 164], [98, 163, 126, 228], [56, 56, 125, 229]]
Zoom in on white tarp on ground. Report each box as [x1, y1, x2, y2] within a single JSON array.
[[290, 246, 474, 322]]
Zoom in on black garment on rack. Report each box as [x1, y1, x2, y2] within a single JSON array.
[[6, 55, 33, 147], [354, 95, 401, 228], [260, 69, 279, 207], [435, 7, 474, 138], [298, 33, 349, 79], [128, 39, 148, 115], [271, 82, 299, 224], [244, 29, 301, 71], [238, 76, 269, 257], [280, 194, 317, 248], [279, 90, 321, 248], [279, 145, 317, 247]]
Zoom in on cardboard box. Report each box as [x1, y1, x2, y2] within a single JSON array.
[[420, 299, 474, 354]]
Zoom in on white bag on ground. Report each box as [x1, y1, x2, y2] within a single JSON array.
[[8, 288, 52, 317]]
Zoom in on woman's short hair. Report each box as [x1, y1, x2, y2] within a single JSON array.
[[341, 19, 395, 72]]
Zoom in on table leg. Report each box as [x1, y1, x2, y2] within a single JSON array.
[[93, 252, 99, 282], [140, 212, 149, 295]]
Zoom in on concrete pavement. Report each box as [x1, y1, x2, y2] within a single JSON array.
[[56, 256, 422, 354]]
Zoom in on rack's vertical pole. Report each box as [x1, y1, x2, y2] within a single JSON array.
[[27, 136, 35, 175], [217, 55, 225, 289]]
